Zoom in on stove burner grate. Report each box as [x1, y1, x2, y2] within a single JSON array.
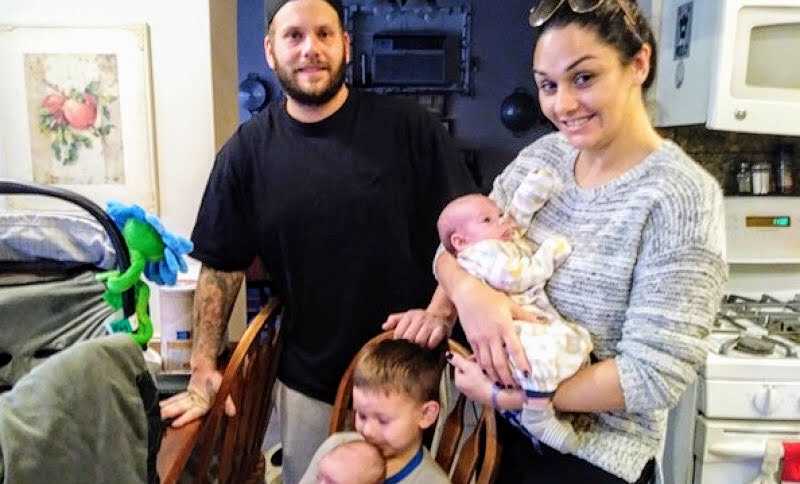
[[734, 335, 775, 355], [723, 294, 800, 313], [719, 334, 798, 358], [774, 332, 800, 345]]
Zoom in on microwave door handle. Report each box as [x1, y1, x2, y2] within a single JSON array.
[[708, 441, 766, 459]]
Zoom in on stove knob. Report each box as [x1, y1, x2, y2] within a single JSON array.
[[752, 386, 774, 416]]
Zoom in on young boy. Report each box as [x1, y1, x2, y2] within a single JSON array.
[[436, 168, 592, 454], [300, 339, 449, 484], [315, 440, 386, 484]]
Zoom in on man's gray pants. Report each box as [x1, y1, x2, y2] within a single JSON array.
[[273, 380, 332, 484]]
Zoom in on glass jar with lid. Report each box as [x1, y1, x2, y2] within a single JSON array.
[[752, 161, 772, 195], [736, 162, 752, 194], [777, 144, 795, 194]]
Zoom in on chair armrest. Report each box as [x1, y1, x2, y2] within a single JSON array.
[[157, 419, 202, 484]]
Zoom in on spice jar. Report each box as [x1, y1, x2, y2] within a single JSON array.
[[752, 162, 772, 195], [777, 144, 795, 194], [736, 162, 752, 194]]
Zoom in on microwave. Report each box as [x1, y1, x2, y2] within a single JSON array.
[[647, 0, 800, 136]]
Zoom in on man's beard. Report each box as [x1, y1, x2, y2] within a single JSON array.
[[275, 52, 347, 107]]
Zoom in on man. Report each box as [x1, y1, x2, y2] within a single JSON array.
[[159, 0, 474, 482]]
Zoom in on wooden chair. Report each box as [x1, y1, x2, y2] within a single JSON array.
[[330, 331, 501, 484], [157, 298, 283, 484]]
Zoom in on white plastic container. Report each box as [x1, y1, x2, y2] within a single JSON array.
[[158, 279, 196, 372]]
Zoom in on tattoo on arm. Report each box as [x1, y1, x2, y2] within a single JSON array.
[[191, 265, 244, 369]]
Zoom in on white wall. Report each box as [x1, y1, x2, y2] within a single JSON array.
[[0, 0, 246, 339], [0, 0, 235, 235]]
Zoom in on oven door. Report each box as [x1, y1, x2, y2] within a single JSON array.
[[693, 415, 800, 484]]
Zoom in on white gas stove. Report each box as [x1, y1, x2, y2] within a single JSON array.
[[660, 197, 800, 484], [693, 294, 800, 484]]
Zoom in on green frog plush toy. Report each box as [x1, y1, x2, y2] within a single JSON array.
[[96, 201, 193, 347]]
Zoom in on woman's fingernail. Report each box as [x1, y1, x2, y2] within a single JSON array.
[[482, 369, 488, 376], [502, 343, 507, 348], [524, 371, 530, 378]]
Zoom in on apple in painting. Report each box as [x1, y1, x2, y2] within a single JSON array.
[[41, 93, 67, 123], [63, 93, 98, 130]]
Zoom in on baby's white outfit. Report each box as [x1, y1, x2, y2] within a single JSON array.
[[457, 168, 593, 454]]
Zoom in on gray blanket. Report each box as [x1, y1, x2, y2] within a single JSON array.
[[0, 270, 115, 388], [0, 334, 160, 483]]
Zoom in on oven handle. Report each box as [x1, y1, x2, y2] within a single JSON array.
[[708, 442, 765, 459]]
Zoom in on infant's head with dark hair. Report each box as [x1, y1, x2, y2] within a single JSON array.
[[437, 194, 517, 254], [316, 440, 386, 484]]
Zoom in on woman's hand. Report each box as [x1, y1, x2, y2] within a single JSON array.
[[448, 351, 527, 411], [435, 251, 545, 386], [447, 351, 493, 406], [451, 275, 543, 386]]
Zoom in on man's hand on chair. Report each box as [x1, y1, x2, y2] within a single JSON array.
[[383, 309, 454, 348], [159, 366, 236, 427]]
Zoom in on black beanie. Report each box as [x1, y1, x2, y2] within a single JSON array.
[[265, 0, 345, 28]]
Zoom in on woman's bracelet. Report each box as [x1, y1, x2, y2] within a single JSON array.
[[490, 384, 501, 409]]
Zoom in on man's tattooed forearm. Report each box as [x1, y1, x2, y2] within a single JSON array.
[[192, 265, 244, 363]]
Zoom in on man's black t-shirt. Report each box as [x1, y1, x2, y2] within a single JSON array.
[[191, 90, 475, 403]]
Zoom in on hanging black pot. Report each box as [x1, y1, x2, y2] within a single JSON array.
[[500, 87, 538, 133], [239, 73, 271, 115]]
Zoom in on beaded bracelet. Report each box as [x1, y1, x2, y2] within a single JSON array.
[[490, 384, 501, 409]]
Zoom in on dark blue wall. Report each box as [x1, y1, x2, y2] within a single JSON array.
[[236, 0, 552, 190]]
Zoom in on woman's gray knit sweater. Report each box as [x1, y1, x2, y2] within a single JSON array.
[[490, 133, 727, 482]]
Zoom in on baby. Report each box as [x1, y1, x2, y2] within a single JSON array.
[[437, 168, 592, 454], [316, 440, 386, 484]]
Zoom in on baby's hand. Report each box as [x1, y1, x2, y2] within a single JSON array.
[[553, 237, 570, 257], [541, 236, 571, 267]]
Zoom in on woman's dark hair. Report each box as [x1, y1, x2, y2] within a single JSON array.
[[534, 0, 658, 92]]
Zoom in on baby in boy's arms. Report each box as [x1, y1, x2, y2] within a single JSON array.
[[300, 338, 450, 484], [315, 440, 386, 484], [436, 168, 592, 453]]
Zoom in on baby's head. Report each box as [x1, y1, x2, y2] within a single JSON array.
[[317, 440, 386, 484], [437, 194, 516, 254], [352, 339, 445, 463]]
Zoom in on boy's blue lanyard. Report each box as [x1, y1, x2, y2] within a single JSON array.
[[385, 446, 424, 484]]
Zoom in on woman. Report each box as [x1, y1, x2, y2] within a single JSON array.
[[385, 0, 727, 482]]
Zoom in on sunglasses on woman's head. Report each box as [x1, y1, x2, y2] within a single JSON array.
[[529, 0, 642, 44]]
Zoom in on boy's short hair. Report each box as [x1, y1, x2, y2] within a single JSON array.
[[353, 339, 446, 403]]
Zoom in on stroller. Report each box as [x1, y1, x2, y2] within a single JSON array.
[[0, 180, 161, 484]]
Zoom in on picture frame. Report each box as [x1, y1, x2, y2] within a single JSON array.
[[0, 24, 159, 213]]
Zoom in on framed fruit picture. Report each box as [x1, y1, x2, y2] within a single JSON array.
[[0, 24, 159, 213]]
